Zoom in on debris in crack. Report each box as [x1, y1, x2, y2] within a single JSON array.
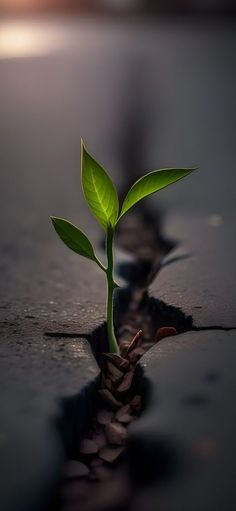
[[56, 193, 193, 511], [57, 324, 177, 511], [155, 326, 177, 342]]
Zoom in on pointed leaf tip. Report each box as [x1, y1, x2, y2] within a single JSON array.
[[81, 144, 119, 232], [118, 167, 195, 221]]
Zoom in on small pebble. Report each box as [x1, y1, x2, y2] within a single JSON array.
[[97, 409, 114, 426], [104, 353, 130, 370], [99, 445, 125, 463], [128, 347, 145, 365], [106, 361, 123, 384], [117, 413, 134, 424], [105, 422, 127, 446], [80, 439, 98, 455], [130, 395, 142, 412], [93, 431, 107, 449], [155, 326, 177, 342], [116, 404, 131, 420], [117, 371, 134, 394]]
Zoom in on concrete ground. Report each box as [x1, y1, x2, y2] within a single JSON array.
[[0, 15, 235, 511]]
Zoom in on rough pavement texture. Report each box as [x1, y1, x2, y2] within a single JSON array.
[[128, 330, 236, 511], [1, 16, 236, 511], [0, 45, 117, 510], [0, 338, 99, 511], [0, 20, 122, 511], [151, 212, 236, 328]]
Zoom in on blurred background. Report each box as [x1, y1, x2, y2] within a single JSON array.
[[1, 0, 236, 16], [0, 4, 236, 508], [0, 0, 236, 262]]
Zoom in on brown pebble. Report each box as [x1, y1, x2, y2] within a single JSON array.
[[117, 413, 134, 424], [128, 347, 145, 365], [99, 445, 125, 463], [117, 371, 134, 394], [105, 422, 127, 446], [103, 353, 130, 370], [97, 409, 114, 426], [93, 431, 107, 449], [63, 460, 90, 479], [155, 326, 177, 342], [80, 439, 98, 455], [106, 361, 124, 384], [98, 389, 122, 410], [130, 395, 142, 412], [116, 404, 131, 420]]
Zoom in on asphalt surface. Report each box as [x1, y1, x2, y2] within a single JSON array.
[[0, 16, 236, 511]]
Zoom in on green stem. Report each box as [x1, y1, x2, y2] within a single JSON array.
[[106, 227, 119, 354]]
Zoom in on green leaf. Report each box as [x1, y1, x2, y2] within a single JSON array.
[[81, 140, 119, 232], [118, 168, 195, 221], [51, 216, 105, 270]]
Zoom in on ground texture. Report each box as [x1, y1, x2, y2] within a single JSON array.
[[0, 16, 236, 511]]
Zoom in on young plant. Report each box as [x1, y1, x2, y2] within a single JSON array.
[[51, 141, 194, 354]]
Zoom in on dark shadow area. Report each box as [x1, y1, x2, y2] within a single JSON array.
[[127, 433, 183, 485]]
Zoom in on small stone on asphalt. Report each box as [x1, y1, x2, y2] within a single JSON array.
[[155, 326, 177, 342], [93, 431, 107, 449], [117, 371, 134, 394], [130, 395, 142, 412], [97, 409, 114, 425], [116, 404, 131, 420], [105, 422, 127, 446], [103, 353, 130, 370], [117, 413, 134, 424], [106, 361, 123, 384], [80, 439, 98, 455], [99, 445, 125, 464]]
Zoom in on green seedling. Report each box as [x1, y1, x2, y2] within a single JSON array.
[[51, 140, 195, 354]]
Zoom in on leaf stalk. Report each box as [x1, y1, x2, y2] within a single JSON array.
[[106, 226, 119, 354]]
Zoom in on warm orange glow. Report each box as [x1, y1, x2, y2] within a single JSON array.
[[0, 21, 60, 58], [1, 0, 88, 12]]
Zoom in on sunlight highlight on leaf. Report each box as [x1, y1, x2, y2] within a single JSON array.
[[81, 141, 119, 231]]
